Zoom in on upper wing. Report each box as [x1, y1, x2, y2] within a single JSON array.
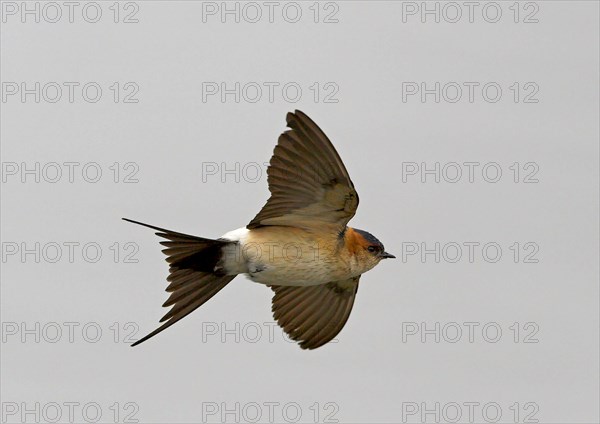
[[269, 276, 360, 350], [247, 110, 359, 232]]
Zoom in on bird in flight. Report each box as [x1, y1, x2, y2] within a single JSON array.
[[124, 110, 394, 349]]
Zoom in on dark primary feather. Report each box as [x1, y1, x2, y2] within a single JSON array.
[[248, 110, 359, 232], [269, 276, 360, 350]]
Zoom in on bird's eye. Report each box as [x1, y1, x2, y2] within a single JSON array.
[[367, 246, 377, 253]]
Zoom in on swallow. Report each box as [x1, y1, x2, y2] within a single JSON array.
[[124, 110, 394, 349]]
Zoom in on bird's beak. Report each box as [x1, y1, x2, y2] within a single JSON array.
[[378, 251, 396, 259]]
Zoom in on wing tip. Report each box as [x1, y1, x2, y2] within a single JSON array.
[[286, 109, 308, 125], [286, 111, 296, 124]]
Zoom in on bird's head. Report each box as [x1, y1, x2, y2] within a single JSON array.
[[346, 228, 395, 272]]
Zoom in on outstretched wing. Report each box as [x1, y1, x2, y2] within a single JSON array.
[[269, 276, 360, 350], [248, 110, 359, 233]]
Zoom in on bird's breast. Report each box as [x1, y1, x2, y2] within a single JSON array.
[[221, 226, 353, 286]]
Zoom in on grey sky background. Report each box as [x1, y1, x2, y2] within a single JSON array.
[[1, 1, 598, 423]]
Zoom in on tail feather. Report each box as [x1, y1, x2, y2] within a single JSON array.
[[122, 218, 224, 274], [123, 218, 236, 346]]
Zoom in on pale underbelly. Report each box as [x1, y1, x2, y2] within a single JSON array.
[[244, 262, 347, 286], [220, 226, 356, 286]]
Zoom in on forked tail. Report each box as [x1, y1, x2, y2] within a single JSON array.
[[122, 218, 236, 346]]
